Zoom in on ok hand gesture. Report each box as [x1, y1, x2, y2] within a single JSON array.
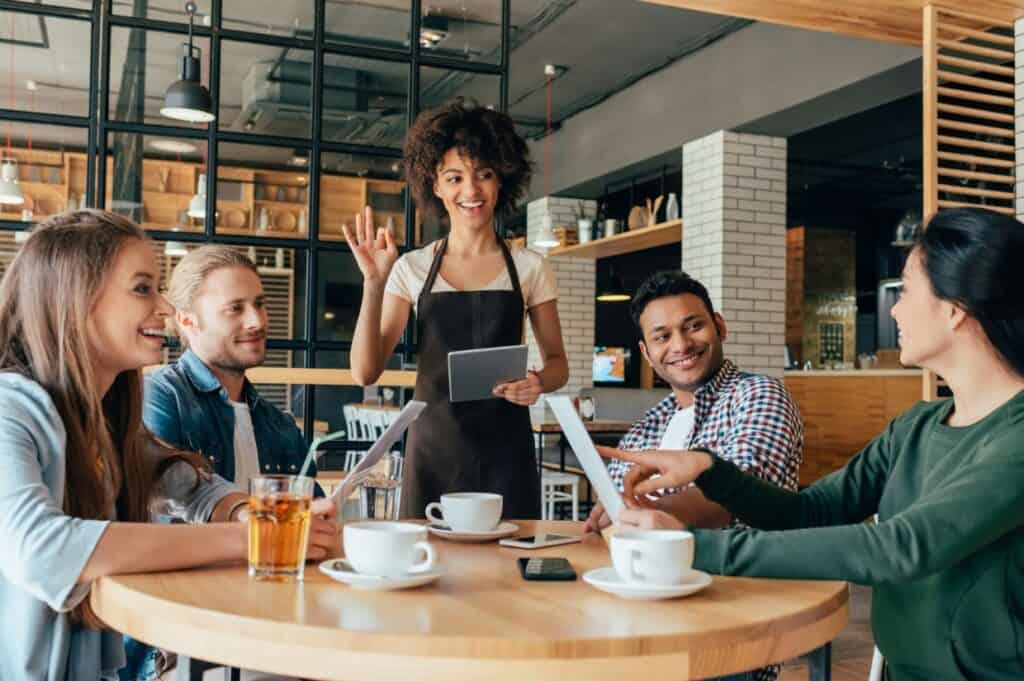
[[342, 206, 398, 287]]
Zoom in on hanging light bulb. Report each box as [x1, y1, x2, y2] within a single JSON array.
[[0, 158, 23, 205], [187, 172, 206, 218], [597, 266, 630, 303], [161, 2, 215, 123], [0, 16, 23, 205]]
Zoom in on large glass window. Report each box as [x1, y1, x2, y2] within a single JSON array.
[[0, 10, 92, 117], [0, 1, 509, 439]]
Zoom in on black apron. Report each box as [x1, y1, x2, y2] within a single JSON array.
[[400, 237, 540, 520]]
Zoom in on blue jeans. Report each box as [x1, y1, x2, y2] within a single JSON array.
[[118, 637, 161, 681]]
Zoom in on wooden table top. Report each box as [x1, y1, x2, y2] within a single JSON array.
[[354, 401, 401, 412], [531, 420, 633, 433], [92, 521, 848, 681]]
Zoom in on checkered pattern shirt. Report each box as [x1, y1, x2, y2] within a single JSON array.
[[606, 359, 803, 681]]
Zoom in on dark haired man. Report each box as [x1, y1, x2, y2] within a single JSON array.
[[586, 271, 802, 681]]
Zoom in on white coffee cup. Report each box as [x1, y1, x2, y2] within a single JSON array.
[[343, 521, 437, 577], [425, 492, 502, 532], [610, 530, 695, 586]]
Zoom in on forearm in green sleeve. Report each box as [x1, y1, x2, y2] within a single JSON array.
[[694, 448, 1024, 585]]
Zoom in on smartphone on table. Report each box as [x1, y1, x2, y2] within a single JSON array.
[[517, 557, 577, 581], [499, 533, 582, 550]]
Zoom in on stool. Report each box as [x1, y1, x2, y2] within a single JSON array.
[[541, 471, 580, 521]]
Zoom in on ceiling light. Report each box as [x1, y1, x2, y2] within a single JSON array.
[[419, 14, 449, 49], [323, 311, 336, 321], [289, 150, 308, 166], [597, 267, 631, 303], [149, 139, 198, 154], [0, 159, 24, 205], [187, 173, 207, 219], [531, 223, 560, 249], [161, 2, 215, 123]]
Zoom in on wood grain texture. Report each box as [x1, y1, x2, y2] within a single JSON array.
[[640, 1, 1024, 45], [531, 421, 633, 433], [784, 373, 922, 484], [92, 521, 848, 681]]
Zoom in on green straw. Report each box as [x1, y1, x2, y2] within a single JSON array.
[[298, 429, 348, 479]]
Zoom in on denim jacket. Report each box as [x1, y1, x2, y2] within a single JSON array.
[[143, 350, 320, 490]]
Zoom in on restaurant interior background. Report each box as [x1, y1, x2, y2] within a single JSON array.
[[0, 0, 957, 474]]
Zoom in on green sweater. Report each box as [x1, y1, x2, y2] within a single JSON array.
[[693, 391, 1024, 681]]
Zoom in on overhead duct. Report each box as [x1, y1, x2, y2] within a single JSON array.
[[234, 59, 407, 147]]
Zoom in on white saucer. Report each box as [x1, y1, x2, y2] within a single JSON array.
[[426, 521, 519, 542], [319, 559, 444, 591], [582, 567, 712, 601]]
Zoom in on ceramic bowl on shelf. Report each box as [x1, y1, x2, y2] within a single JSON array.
[[225, 208, 246, 229], [273, 210, 297, 231]]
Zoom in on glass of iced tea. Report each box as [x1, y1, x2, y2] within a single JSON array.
[[248, 475, 315, 581]]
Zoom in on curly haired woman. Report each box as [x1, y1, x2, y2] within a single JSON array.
[[345, 99, 569, 519]]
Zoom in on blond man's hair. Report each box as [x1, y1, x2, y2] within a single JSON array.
[[167, 245, 259, 347]]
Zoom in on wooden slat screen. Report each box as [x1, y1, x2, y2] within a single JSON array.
[[923, 4, 1016, 399]]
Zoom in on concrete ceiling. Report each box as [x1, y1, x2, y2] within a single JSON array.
[[2, 1, 752, 163]]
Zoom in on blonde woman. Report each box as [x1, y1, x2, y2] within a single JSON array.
[[0, 211, 337, 681]]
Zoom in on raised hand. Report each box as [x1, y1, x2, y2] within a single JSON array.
[[342, 206, 398, 286]]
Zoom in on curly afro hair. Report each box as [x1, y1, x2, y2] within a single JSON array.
[[403, 98, 532, 220]]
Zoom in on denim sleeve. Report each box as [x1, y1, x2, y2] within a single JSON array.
[[0, 381, 110, 612], [143, 373, 185, 449], [156, 458, 241, 523]]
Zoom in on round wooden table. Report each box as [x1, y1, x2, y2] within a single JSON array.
[[92, 521, 849, 681]]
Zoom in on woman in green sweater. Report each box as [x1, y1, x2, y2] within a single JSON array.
[[599, 207, 1024, 681]]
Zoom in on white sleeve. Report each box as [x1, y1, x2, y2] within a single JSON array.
[[525, 253, 558, 309], [384, 254, 415, 303]]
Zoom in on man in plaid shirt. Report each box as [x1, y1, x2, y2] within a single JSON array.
[[585, 270, 802, 681]]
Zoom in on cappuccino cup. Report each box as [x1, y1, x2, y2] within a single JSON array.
[[425, 492, 502, 532], [343, 521, 436, 577], [610, 529, 694, 586]]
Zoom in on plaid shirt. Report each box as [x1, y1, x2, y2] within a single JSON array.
[[606, 359, 803, 681]]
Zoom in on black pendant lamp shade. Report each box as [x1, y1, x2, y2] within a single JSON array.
[[161, 2, 215, 123]]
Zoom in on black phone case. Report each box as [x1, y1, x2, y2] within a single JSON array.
[[518, 557, 577, 581]]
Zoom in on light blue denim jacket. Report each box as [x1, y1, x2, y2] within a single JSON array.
[[0, 372, 237, 681]]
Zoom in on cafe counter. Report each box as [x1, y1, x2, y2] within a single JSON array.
[[783, 369, 923, 484]]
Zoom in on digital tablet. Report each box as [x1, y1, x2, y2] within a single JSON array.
[[448, 344, 528, 403], [545, 395, 625, 523]]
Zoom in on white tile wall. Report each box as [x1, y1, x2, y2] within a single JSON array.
[[526, 196, 597, 423], [682, 130, 787, 377]]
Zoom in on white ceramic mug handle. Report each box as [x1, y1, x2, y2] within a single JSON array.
[[408, 541, 436, 574], [629, 549, 646, 582], [425, 502, 445, 525]]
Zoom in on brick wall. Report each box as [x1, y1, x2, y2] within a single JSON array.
[[526, 197, 597, 422], [681, 130, 787, 377]]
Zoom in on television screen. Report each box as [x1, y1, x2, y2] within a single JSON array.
[[593, 346, 629, 383]]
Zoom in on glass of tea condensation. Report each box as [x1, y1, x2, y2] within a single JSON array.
[[248, 475, 315, 581]]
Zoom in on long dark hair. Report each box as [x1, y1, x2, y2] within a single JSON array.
[[915, 207, 1024, 376], [0, 210, 207, 628]]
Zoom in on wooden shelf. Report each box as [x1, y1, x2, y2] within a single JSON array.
[[255, 199, 307, 207], [217, 227, 307, 238], [549, 219, 682, 259]]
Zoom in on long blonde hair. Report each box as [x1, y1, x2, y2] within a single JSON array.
[[0, 210, 206, 627]]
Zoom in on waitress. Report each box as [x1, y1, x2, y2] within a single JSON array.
[[345, 99, 569, 520]]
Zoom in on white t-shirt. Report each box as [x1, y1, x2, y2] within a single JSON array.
[[385, 240, 558, 315], [659, 406, 695, 450], [230, 401, 261, 489]]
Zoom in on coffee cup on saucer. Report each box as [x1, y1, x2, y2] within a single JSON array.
[[343, 522, 436, 578], [610, 530, 694, 586], [425, 493, 502, 533]]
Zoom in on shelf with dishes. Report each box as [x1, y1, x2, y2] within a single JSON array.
[[549, 219, 683, 259]]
